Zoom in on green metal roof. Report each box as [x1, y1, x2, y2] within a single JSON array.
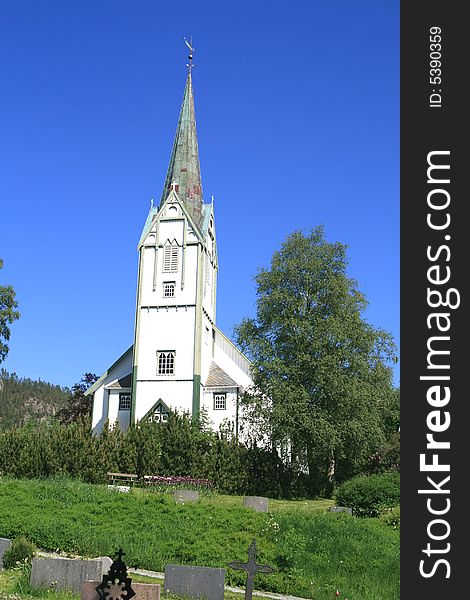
[[138, 205, 158, 247], [160, 70, 204, 227]]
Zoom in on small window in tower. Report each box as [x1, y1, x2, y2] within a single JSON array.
[[213, 393, 226, 410], [157, 351, 175, 375], [205, 326, 210, 345], [163, 281, 176, 298], [163, 242, 179, 272], [119, 394, 131, 411]]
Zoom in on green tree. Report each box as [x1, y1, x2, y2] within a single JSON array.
[[0, 259, 20, 363], [235, 227, 398, 495], [58, 372, 98, 424]]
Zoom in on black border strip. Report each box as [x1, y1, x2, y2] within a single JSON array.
[[401, 3, 466, 597]]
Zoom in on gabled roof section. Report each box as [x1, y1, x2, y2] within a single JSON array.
[[138, 205, 158, 248], [85, 346, 133, 396], [200, 203, 212, 235], [205, 362, 239, 388], [160, 70, 203, 228], [140, 398, 171, 422], [105, 374, 132, 389]]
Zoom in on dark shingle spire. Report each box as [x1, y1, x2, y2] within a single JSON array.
[[160, 66, 203, 227]]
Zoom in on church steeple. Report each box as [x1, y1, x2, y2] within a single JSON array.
[[160, 60, 203, 227]]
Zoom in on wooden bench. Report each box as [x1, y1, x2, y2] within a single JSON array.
[[107, 472, 139, 487]]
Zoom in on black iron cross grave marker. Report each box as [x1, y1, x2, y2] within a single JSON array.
[[228, 539, 274, 600], [96, 548, 136, 600]]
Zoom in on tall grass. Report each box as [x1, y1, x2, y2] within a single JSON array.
[[0, 477, 399, 600]]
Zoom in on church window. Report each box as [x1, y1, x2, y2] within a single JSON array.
[[157, 351, 175, 375], [213, 393, 226, 410], [205, 326, 210, 345], [163, 242, 179, 272], [149, 400, 170, 423], [119, 394, 131, 410], [163, 281, 175, 298]]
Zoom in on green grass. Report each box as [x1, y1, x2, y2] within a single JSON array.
[[204, 494, 335, 512], [0, 478, 399, 600]]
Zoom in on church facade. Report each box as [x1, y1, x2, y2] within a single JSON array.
[[88, 65, 253, 435]]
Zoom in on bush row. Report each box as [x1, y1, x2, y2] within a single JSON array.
[[0, 415, 313, 498]]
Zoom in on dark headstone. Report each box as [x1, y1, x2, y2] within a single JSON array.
[[174, 490, 199, 503], [96, 549, 135, 600], [164, 564, 225, 600], [243, 496, 268, 512], [30, 556, 112, 593], [329, 506, 353, 515], [0, 538, 12, 569]]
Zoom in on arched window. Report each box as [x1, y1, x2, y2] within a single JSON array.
[[163, 240, 179, 272], [157, 350, 175, 375]]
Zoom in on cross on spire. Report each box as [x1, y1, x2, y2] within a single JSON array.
[[184, 37, 195, 70], [228, 539, 274, 600]]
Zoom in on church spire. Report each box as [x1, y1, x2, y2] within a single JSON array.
[[160, 44, 203, 227]]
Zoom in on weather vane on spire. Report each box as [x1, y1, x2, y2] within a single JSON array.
[[184, 37, 195, 70]]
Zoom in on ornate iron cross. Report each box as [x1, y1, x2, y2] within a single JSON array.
[[228, 539, 274, 600], [96, 548, 136, 600]]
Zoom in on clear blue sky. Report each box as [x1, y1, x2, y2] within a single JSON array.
[[0, 1, 399, 388]]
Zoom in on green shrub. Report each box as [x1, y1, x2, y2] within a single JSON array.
[[2, 536, 36, 568], [379, 505, 400, 530], [335, 472, 400, 517]]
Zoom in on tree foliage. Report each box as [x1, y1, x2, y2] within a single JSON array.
[[0, 369, 69, 429], [57, 372, 98, 424], [235, 227, 398, 494], [0, 258, 20, 364]]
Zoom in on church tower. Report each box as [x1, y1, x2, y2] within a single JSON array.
[[89, 53, 252, 433]]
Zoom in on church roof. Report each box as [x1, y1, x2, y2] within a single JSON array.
[[160, 69, 203, 228], [205, 362, 239, 388], [85, 346, 133, 397], [105, 373, 132, 389]]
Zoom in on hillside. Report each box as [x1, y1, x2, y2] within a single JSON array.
[[0, 478, 400, 600], [0, 369, 69, 428]]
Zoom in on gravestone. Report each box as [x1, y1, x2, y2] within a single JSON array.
[[329, 506, 353, 515], [243, 496, 268, 512], [81, 581, 161, 600], [83, 548, 161, 600], [107, 485, 130, 493], [228, 539, 274, 600], [174, 490, 199, 503], [164, 564, 225, 600], [0, 538, 12, 569], [30, 556, 112, 593]]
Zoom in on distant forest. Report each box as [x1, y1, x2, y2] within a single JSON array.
[[0, 369, 70, 429]]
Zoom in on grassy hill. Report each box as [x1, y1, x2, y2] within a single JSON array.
[[0, 478, 399, 600], [0, 369, 69, 429]]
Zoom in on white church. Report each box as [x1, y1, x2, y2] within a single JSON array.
[[88, 58, 253, 435]]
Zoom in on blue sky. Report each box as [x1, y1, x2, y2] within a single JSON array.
[[0, 1, 399, 388]]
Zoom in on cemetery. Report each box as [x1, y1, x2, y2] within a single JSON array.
[[0, 477, 399, 600]]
